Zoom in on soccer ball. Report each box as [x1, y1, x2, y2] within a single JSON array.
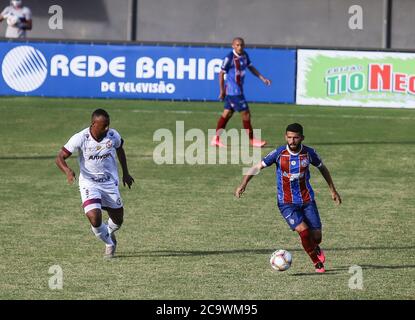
[[7, 15, 19, 26], [270, 249, 292, 271]]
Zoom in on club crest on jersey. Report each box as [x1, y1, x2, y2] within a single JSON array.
[[106, 141, 113, 149], [291, 161, 296, 166], [300, 159, 309, 167]]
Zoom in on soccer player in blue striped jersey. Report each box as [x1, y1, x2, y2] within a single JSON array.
[[211, 37, 271, 148], [235, 123, 341, 273]]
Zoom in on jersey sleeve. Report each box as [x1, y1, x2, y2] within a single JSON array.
[[111, 129, 123, 149], [1, 7, 9, 17], [262, 149, 279, 167], [23, 7, 32, 20], [221, 53, 232, 73], [63, 132, 82, 155], [245, 52, 252, 67], [308, 148, 323, 168]]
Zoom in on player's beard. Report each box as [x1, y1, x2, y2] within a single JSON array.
[[288, 143, 301, 152]]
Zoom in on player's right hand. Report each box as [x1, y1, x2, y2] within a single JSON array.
[[218, 91, 226, 101], [66, 168, 76, 184], [234, 185, 246, 198], [332, 190, 342, 205]]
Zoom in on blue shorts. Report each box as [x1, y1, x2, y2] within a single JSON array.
[[277, 201, 322, 231], [224, 95, 249, 112]]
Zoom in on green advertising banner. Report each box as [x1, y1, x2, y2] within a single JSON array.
[[297, 49, 415, 108]]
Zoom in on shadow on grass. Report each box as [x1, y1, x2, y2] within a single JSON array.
[[0, 155, 57, 160], [291, 264, 415, 277], [262, 141, 415, 149], [116, 245, 415, 259], [0, 154, 147, 160]]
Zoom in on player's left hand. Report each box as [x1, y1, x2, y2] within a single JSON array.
[[123, 174, 135, 189], [262, 77, 271, 86], [234, 185, 246, 198], [332, 190, 342, 205]]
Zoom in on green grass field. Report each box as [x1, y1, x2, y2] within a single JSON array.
[[0, 97, 414, 300]]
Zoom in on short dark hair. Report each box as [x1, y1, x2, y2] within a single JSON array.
[[286, 123, 303, 135], [91, 108, 110, 120], [232, 37, 245, 44]]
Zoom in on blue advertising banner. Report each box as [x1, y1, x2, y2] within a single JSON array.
[[0, 41, 296, 103]]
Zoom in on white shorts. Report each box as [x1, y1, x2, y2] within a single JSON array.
[[79, 182, 123, 213]]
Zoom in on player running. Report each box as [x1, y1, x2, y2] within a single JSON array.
[[56, 109, 134, 259], [0, 0, 32, 39], [211, 37, 271, 148], [235, 123, 341, 273]]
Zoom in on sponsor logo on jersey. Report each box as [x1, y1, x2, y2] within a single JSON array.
[[88, 153, 111, 160], [283, 171, 304, 181]]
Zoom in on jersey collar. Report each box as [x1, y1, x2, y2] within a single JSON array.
[[233, 50, 243, 57], [89, 127, 108, 143], [286, 144, 303, 156]]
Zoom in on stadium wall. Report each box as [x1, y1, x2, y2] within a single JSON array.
[[1, 0, 415, 50]]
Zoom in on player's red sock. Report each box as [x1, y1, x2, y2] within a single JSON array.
[[216, 116, 229, 136], [242, 120, 254, 140], [299, 229, 320, 264]]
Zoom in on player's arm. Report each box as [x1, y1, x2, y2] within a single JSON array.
[[318, 164, 342, 205], [18, 17, 32, 30], [17, 9, 32, 30], [0, 9, 8, 21], [218, 70, 226, 100], [248, 65, 271, 86], [55, 149, 76, 184], [235, 161, 266, 198], [116, 141, 134, 189]]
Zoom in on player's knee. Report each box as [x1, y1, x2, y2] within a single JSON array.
[[241, 112, 250, 121], [116, 217, 124, 226], [86, 209, 102, 227]]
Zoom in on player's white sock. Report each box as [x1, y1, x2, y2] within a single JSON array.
[[107, 218, 121, 235], [91, 223, 114, 246]]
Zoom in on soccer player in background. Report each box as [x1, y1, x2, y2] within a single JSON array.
[[235, 123, 341, 273], [56, 109, 134, 259], [211, 37, 271, 148], [0, 0, 32, 39]]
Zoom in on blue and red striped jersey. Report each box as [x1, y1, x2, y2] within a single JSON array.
[[221, 50, 252, 96], [262, 145, 323, 204]]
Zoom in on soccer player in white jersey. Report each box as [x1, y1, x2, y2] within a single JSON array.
[[56, 109, 134, 258], [0, 1, 32, 39]]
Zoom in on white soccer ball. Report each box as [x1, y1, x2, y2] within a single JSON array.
[[270, 249, 292, 271], [7, 15, 19, 26]]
